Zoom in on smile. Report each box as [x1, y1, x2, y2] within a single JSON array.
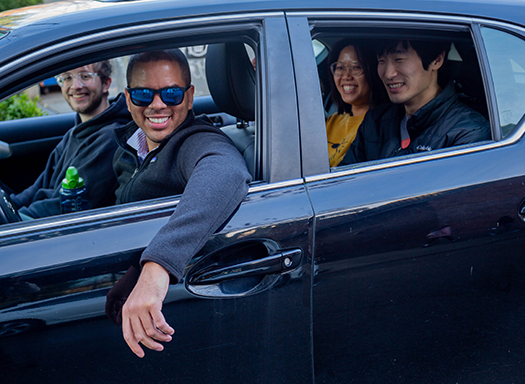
[[387, 83, 404, 89], [342, 85, 356, 92], [148, 117, 170, 124]]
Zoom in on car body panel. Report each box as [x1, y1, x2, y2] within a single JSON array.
[[308, 142, 525, 382], [0, 183, 315, 383]]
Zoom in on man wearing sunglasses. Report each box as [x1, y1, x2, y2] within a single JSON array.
[[10, 61, 130, 218], [110, 49, 251, 358]]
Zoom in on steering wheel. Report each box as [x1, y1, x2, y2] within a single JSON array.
[[0, 187, 21, 224]]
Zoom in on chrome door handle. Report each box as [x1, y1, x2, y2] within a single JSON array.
[[189, 249, 302, 285]]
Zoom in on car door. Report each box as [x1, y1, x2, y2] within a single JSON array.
[[0, 11, 314, 384], [288, 12, 525, 384]]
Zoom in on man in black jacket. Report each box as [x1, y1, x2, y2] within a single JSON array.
[[11, 61, 130, 218], [341, 39, 490, 165], [111, 49, 251, 358]]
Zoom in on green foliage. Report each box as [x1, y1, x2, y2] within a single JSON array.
[[0, 93, 47, 121], [0, 0, 43, 12]]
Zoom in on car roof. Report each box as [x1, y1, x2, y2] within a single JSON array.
[[0, 0, 524, 65]]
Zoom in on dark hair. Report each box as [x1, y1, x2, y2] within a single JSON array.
[[93, 60, 112, 84], [377, 39, 452, 87], [328, 39, 388, 115], [126, 49, 191, 87]]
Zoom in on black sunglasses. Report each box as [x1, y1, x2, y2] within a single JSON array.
[[126, 85, 191, 106]]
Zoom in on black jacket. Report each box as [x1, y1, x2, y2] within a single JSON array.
[[12, 93, 131, 218], [341, 83, 491, 164], [113, 111, 252, 282]]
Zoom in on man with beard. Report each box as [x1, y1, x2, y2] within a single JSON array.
[[10, 61, 130, 218]]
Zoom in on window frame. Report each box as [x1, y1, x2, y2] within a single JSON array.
[[287, 11, 525, 182], [0, 12, 305, 238]]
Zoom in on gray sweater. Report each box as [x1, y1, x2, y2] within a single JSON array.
[[113, 111, 252, 282]]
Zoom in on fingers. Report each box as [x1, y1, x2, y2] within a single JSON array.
[[151, 310, 175, 337], [122, 314, 145, 358], [121, 262, 173, 358], [123, 307, 172, 358]]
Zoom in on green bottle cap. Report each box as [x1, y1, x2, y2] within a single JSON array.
[[62, 166, 84, 189]]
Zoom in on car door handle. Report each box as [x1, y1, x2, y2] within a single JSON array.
[[189, 248, 302, 285], [0, 140, 11, 159]]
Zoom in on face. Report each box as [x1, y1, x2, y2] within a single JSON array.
[[125, 60, 194, 151], [377, 42, 443, 116], [59, 64, 110, 121], [334, 45, 370, 115]]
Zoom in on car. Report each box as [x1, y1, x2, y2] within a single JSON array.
[[1, 0, 525, 382]]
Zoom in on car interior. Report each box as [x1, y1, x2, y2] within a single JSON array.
[[312, 26, 493, 167]]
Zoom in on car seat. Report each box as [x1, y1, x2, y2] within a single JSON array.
[[205, 42, 256, 178]]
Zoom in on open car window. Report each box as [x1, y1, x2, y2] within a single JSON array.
[[311, 23, 493, 171], [0, 36, 259, 225]]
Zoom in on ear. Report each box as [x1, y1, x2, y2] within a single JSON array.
[[186, 84, 195, 110], [432, 51, 446, 70], [102, 77, 112, 94], [124, 87, 132, 110]]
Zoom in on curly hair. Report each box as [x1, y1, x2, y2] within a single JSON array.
[[92, 60, 113, 84]]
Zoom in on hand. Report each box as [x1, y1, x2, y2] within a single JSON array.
[[121, 261, 175, 358], [105, 265, 140, 326]]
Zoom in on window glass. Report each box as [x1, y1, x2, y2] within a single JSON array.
[[481, 27, 525, 138]]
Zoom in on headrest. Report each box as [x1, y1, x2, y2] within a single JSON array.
[[205, 43, 255, 122]]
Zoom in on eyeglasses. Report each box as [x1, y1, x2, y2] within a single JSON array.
[[126, 86, 191, 107], [330, 62, 364, 77], [55, 72, 100, 87]]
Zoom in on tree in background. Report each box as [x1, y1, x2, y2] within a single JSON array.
[[0, 0, 43, 12], [0, 0, 48, 120], [0, 94, 47, 121]]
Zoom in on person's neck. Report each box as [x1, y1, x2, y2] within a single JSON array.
[[351, 103, 369, 117], [404, 84, 441, 118], [78, 98, 110, 123]]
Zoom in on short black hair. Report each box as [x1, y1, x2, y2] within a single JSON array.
[[126, 49, 191, 87], [328, 38, 388, 115], [377, 39, 451, 87]]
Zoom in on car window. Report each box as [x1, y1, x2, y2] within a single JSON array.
[[481, 26, 525, 138], [311, 25, 491, 170], [0, 37, 259, 224]]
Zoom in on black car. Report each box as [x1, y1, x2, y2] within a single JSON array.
[[1, 0, 525, 382]]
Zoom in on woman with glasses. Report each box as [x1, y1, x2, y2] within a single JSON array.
[[326, 39, 387, 167]]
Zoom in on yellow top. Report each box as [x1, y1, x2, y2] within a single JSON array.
[[326, 113, 365, 167]]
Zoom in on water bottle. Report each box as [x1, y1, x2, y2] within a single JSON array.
[[60, 166, 89, 213]]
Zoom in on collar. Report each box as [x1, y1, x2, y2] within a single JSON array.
[[127, 129, 155, 164], [406, 82, 457, 137]]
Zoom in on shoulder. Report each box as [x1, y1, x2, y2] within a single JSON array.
[[326, 112, 347, 124], [367, 102, 401, 122], [99, 93, 132, 124], [361, 102, 402, 135]]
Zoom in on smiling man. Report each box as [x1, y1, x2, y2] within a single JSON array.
[[110, 49, 251, 358], [341, 39, 490, 164], [10, 61, 130, 218]]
